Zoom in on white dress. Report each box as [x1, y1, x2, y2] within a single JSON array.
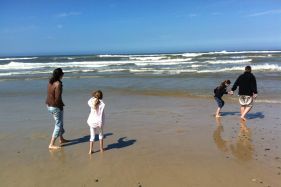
[[87, 98, 105, 128]]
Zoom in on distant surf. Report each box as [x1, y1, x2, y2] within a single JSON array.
[[0, 50, 281, 78]]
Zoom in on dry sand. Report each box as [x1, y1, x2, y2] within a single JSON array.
[[0, 90, 280, 187]]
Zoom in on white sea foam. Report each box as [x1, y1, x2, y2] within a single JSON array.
[[97, 54, 130, 58], [229, 56, 247, 59], [134, 58, 192, 66], [191, 64, 203, 68], [0, 57, 38, 61], [198, 63, 281, 73], [97, 69, 129, 72], [0, 62, 44, 70], [207, 50, 281, 55], [129, 68, 196, 74], [0, 70, 49, 76], [0, 61, 134, 70], [206, 59, 252, 64], [129, 56, 165, 61], [255, 99, 281, 104], [182, 53, 204, 57]]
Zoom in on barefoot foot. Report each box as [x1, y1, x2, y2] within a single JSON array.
[[88, 151, 93, 155], [49, 145, 61, 149], [60, 139, 70, 144], [240, 116, 247, 121]]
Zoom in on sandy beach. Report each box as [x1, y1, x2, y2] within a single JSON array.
[[0, 79, 280, 187]]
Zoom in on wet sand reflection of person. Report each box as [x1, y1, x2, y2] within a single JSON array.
[[49, 148, 66, 163], [213, 118, 229, 153], [230, 121, 253, 161], [213, 119, 254, 161]]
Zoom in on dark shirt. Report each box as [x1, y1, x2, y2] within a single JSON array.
[[46, 80, 64, 110], [214, 86, 227, 98], [231, 72, 258, 96]]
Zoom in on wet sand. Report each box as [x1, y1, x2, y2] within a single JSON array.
[[0, 88, 281, 187]]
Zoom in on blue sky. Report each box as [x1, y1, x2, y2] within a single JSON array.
[[0, 0, 281, 56]]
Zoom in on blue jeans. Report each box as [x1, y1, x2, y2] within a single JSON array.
[[214, 97, 225, 108], [47, 106, 65, 138]]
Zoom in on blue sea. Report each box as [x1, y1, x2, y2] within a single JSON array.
[[1, 50, 281, 103]]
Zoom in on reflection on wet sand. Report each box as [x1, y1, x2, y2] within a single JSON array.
[[230, 121, 253, 161], [213, 119, 254, 161], [49, 148, 66, 163], [213, 118, 229, 153]]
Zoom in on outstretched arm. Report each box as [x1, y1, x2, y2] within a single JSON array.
[[231, 76, 240, 92]]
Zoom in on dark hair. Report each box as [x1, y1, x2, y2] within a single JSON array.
[[49, 68, 64, 84], [245, 66, 251, 73], [92, 90, 103, 110], [219, 80, 231, 90]]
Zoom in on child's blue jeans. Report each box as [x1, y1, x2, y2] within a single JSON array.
[[214, 97, 225, 108]]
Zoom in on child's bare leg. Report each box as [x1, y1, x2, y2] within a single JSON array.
[[98, 127, 104, 152], [89, 127, 95, 154], [49, 137, 61, 149], [215, 107, 222, 117], [89, 141, 94, 154], [99, 139, 104, 152]]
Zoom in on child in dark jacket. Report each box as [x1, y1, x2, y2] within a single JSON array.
[[214, 80, 232, 117]]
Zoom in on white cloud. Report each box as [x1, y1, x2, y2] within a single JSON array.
[[248, 9, 281, 17], [57, 12, 81, 18]]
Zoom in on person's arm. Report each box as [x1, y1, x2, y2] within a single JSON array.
[[231, 76, 240, 92], [252, 75, 257, 94], [224, 88, 228, 95], [252, 75, 258, 98], [88, 98, 95, 108], [101, 104, 105, 125], [54, 82, 64, 110]]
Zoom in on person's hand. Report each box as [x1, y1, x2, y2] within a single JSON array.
[[253, 94, 257, 99], [229, 91, 234, 95]]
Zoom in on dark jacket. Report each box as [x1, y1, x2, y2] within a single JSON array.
[[231, 72, 257, 96], [214, 86, 228, 98], [46, 80, 64, 110]]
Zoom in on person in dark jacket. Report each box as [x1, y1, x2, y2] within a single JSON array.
[[214, 80, 232, 117], [46, 68, 69, 149], [230, 66, 258, 121]]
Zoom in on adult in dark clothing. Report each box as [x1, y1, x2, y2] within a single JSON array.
[[214, 80, 231, 117], [231, 66, 258, 121], [46, 68, 69, 149]]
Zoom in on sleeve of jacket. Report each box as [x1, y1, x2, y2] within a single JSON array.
[[231, 76, 240, 91], [251, 75, 258, 94]]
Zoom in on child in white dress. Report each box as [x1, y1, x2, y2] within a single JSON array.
[[87, 90, 105, 154]]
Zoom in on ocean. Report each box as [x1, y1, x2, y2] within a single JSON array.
[[0, 50, 281, 103]]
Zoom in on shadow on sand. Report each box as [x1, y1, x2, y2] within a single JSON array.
[[221, 111, 265, 120], [62, 133, 113, 147], [105, 137, 136, 151], [247, 112, 265, 119], [221, 111, 240, 116]]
